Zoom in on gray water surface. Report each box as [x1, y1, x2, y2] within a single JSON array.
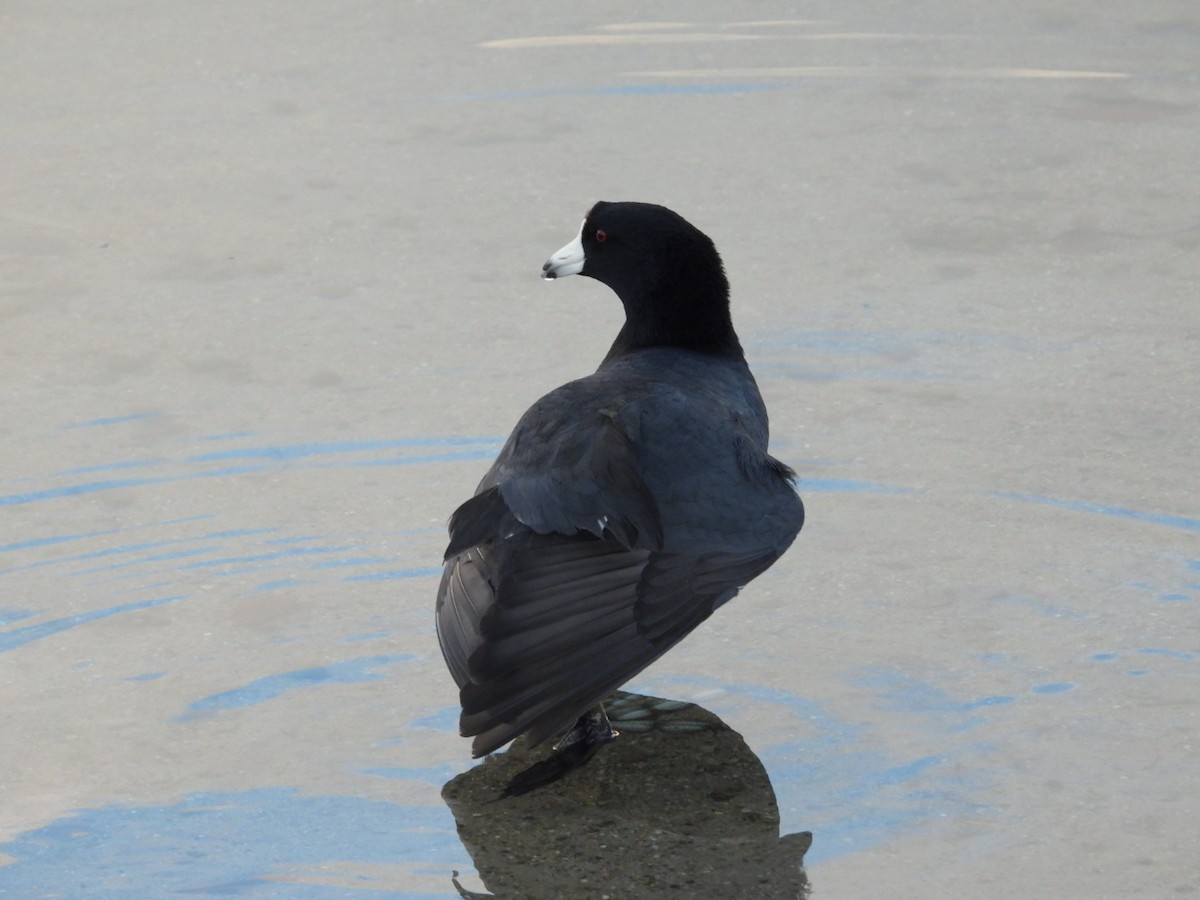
[[2, 3, 1197, 897]]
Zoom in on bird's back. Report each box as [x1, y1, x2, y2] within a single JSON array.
[[436, 347, 803, 756]]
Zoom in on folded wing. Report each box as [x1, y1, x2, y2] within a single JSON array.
[[437, 521, 779, 757]]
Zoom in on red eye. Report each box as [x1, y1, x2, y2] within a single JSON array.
[[594, 229, 607, 243]]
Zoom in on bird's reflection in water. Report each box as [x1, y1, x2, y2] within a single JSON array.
[[442, 691, 812, 899]]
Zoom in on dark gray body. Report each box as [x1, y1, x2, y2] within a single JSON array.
[[436, 348, 804, 757]]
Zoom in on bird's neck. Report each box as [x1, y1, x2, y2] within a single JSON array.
[[602, 279, 744, 364]]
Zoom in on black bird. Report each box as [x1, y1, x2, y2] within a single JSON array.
[[436, 201, 805, 759]]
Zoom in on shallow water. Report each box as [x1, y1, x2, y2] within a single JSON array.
[[2, 3, 1197, 897]]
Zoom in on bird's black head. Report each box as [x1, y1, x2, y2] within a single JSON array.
[[542, 201, 743, 362]]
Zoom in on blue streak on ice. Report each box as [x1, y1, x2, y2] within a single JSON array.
[[202, 527, 281, 540], [199, 430, 257, 441], [410, 706, 460, 732], [0, 467, 265, 507], [992, 492, 1200, 532], [0, 788, 462, 898], [0, 475, 177, 506], [186, 437, 501, 464], [344, 630, 392, 643], [0, 608, 37, 627], [0, 436, 502, 508], [802, 478, 916, 495], [176, 545, 352, 570], [1031, 682, 1075, 695], [254, 578, 306, 591], [851, 667, 1015, 726], [2, 525, 276, 576], [0, 528, 119, 555], [346, 449, 500, 467], [0, 596, 186, 654], [52, 459, 163, 478], [179, 655, 414, 718], [126, 671, 166, 682], [62, 412, 160, 429], [64, 538, 196, 565]]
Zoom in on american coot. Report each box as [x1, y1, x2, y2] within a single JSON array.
[[436, 201, 805, 759]]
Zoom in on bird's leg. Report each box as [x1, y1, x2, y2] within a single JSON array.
[[499, 703, 621, 797], [552, 702, 620, 752]]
